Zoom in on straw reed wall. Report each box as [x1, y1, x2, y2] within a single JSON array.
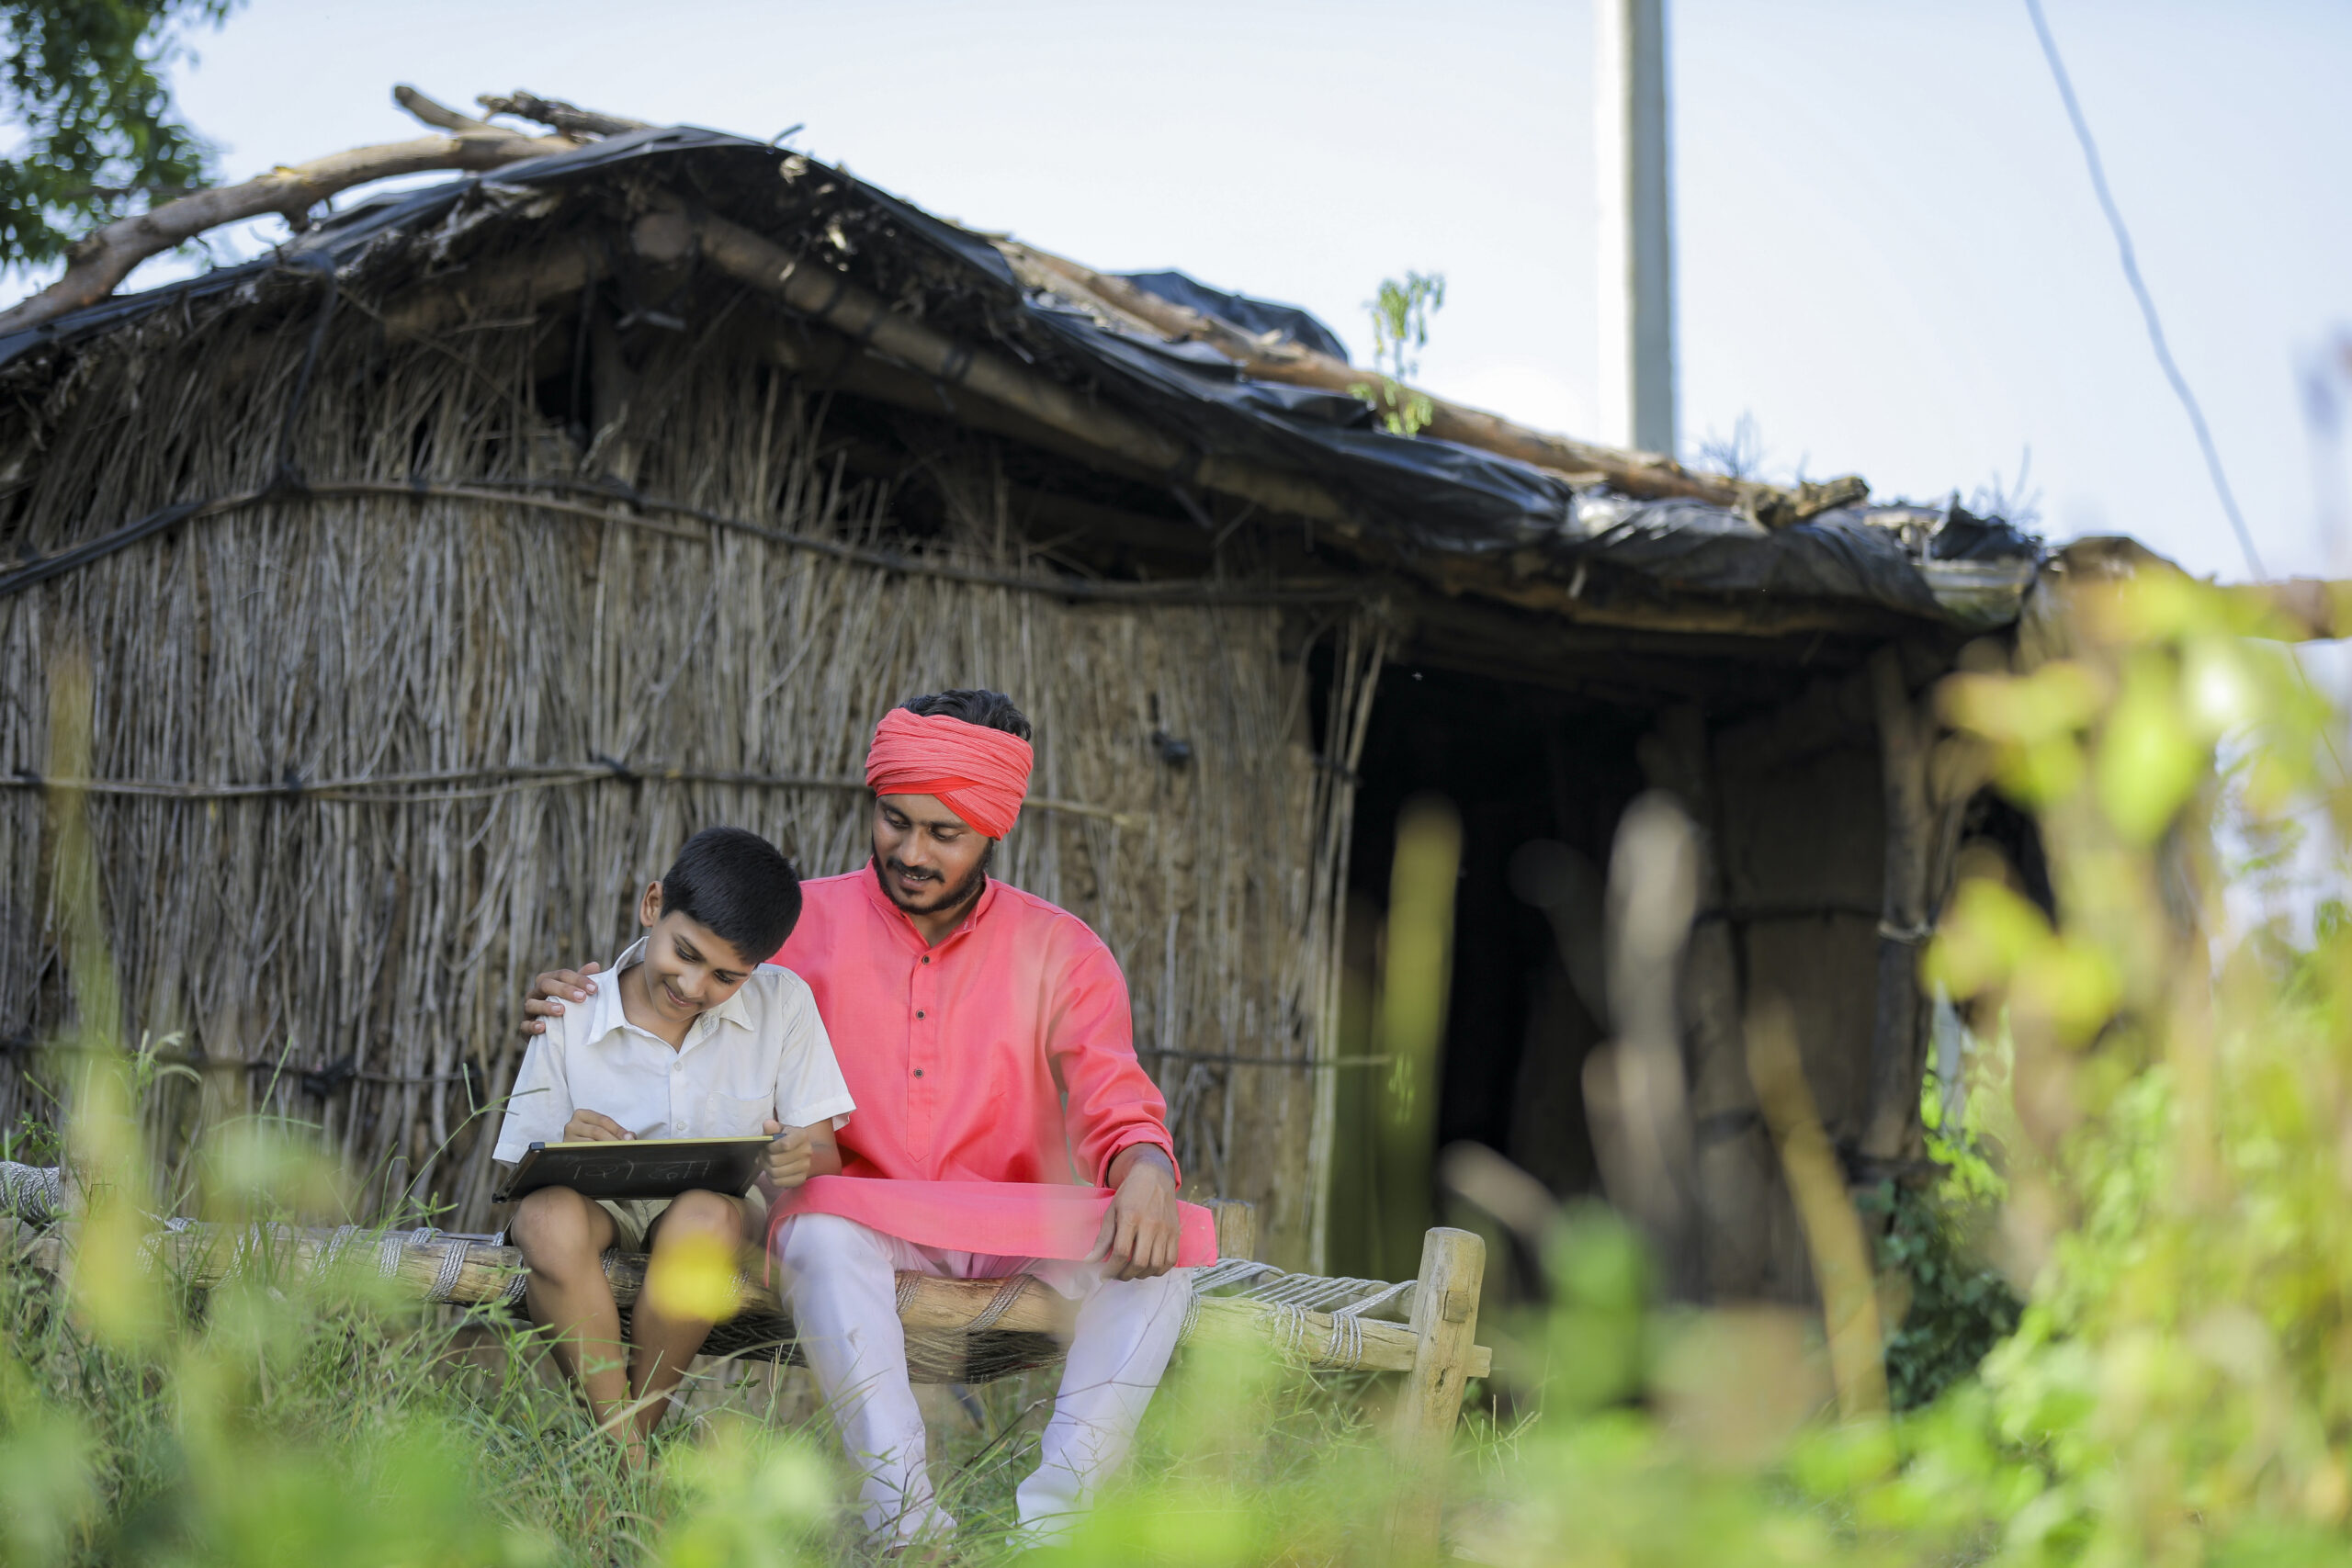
[[0, 288, 1378, 1263]]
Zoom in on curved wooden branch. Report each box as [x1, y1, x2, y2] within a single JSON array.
[[391, 83, 499, 134], [478, 89, 650, 140], [2234, 577, 2352, 641], [2056, 539, 2352, 643], [0, 110, 575, 337], [999, 240, 1867, 525]]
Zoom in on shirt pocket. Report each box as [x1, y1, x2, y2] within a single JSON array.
[[701, 1089, 775, 1137]]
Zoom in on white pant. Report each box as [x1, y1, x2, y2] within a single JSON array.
[[774, 1213, 1192, 1546]]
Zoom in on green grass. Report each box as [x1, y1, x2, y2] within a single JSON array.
[[0, 1230, 1428, 1567]]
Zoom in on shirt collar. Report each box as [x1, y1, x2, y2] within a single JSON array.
[[588, 934, 759, 1042], [576, 937, 642, 1043], [859, 859, 1002, 951]]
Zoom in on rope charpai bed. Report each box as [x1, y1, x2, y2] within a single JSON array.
[[0, 1163, 1491, 1386]]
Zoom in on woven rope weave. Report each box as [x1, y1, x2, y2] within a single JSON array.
[[963, 1273, 1035, 1335], [427, 1236, 469, 1302], [0, 1162, 66, 1225]]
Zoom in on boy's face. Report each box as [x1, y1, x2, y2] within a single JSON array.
[[631, 883, 761, 1025]]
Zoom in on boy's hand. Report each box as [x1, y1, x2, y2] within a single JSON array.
[[1089, 1145, 1181, 1280], [521, 962, 603, 1039], [563, 1109, 634, 1143], [763, 1121, 814, 1190]]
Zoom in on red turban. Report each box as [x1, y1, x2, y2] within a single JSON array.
[[865, 707, 1035, 840]]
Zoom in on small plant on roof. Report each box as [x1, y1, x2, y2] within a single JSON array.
[[1356, 270, 1445, 437]]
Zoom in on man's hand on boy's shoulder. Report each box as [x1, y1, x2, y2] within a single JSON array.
[[563, 1109, 635, 1143], [522, 962, 603, 1039]]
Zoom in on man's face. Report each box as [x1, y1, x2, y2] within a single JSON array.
[[632, 886, 762, 1026], [871, 794, 993, 918]]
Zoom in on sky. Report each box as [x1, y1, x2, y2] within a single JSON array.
[[9, 0, 2352, 586]]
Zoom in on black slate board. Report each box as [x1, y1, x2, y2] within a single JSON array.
[[493, 1135, 771, 1202]]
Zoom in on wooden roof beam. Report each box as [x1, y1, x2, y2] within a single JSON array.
[[2224, 577, 2352, 642], [996, 240, 1868, 527], [647, 199, 1360, 536]]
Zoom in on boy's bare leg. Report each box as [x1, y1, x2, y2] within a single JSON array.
[[509, 1187, 639, 1458], [627, 1189, 748, 1443]]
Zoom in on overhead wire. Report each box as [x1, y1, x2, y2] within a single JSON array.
[[2023, 0, 2267, 580], [2028, 3, 2349, 800]]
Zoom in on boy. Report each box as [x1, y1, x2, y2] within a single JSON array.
[[493, 826, 853, 1463]]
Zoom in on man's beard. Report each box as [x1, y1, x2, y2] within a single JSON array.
[[871, 840, 994, 919]]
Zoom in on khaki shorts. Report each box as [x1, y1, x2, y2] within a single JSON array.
[[595, 1190, 765, 1253]]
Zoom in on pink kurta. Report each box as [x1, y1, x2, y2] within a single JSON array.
[[768, 870, 1216, 1264]]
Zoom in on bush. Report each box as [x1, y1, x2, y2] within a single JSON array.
[[1874, 1178, 2023, 1415]]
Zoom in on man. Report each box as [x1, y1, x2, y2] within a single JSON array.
[[524, 689, 1213, 1546]]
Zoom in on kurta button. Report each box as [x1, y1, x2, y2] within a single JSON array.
[[916, 1010, 926, 1019], [922, 955, 931, 964], [913, 1068, 924, 1077]]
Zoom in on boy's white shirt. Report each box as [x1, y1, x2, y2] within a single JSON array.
[[492, 935, 854, 1163]]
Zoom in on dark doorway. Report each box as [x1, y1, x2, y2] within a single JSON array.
[[1320, 656, 1650, 1280]]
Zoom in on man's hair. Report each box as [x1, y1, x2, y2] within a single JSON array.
[[658, 827, 802, 962], [899, 688, 1033, 742]]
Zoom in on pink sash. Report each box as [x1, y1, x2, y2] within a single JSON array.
[[773, 1175, 1219, 1265]]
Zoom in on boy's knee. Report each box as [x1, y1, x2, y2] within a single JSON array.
[[511, 1187, 600, 1265], [659, 1189, 744, 1242]]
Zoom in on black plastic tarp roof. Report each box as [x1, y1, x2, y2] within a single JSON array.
[[0, 125, 2040, 628]]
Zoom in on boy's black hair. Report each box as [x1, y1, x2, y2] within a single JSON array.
[[658, 827, 802, 962], [899, 688, 1033, 742]]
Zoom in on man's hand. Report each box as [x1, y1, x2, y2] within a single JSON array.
[[1089, 1145, 1181, 1280], [520, 961, 603, 1040], [563, 1109, 634, 1143]]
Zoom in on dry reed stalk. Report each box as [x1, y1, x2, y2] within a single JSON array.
[[1746, 998, 1887, 1419]]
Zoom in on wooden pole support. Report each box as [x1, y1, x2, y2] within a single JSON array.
[[1386, 1225, 1485, 1558], [1204, 1197, 1258, 1262], [1863, 644, 1935, 1164]]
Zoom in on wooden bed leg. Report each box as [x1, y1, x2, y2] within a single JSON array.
[[1386, 1225, 1485, 1559]]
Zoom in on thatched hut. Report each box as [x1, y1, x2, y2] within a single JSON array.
[[1, 104, 2110, 1288]]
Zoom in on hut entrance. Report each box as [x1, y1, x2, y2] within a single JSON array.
[[1321, 659, 1650, 1280]]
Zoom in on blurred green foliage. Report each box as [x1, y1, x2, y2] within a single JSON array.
[[1374, 796, 1462, 1280], [0, 1, 243, 269], [8, 569, 2351, 1563]]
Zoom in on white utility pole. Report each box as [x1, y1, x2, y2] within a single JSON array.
[[1595, 0, 1677, 457]]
